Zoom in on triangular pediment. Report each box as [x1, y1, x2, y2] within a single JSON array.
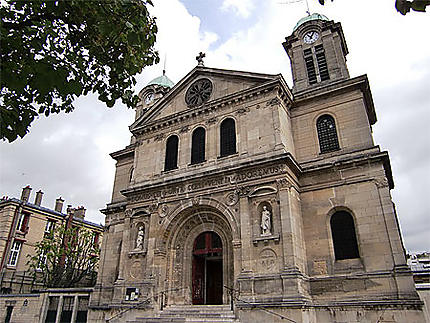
[[131, 66, 280, 131]]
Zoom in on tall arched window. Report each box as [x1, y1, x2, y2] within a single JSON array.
[[330, 211, 360, 260], [164, 135, 179, 171], [191, 127, 206, 164], [220, 118, 236, 157], [317, 115, 340, 153]]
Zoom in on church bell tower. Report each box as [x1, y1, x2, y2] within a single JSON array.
[[283, 13, 350, 93]]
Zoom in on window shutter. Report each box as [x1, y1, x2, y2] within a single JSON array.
[[220, 118, 236, 157], [165, 136, 179, 171], [191, 127, 206, 164], [315, 45, 330, 81], [304, 48, 317, 85]]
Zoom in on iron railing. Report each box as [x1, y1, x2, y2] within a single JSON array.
[[0, 270, 97, 294]]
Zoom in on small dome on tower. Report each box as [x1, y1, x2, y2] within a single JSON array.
[[293, 13, 329, 32], [147, 71, 175, 89]]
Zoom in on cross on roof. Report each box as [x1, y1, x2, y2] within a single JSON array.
[[196, 52, 205, 66]]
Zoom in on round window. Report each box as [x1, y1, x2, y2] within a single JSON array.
[[185, 78, 213, 107]]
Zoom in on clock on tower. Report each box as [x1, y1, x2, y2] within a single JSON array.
[[283, 13, 350, 93]]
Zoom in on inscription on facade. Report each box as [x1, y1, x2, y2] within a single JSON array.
[[129, 165, 286, 202]]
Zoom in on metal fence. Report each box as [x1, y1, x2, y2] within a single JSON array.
[[0, 270, 97, 294]]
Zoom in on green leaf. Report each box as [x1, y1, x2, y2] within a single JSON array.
[[1, 0, 159, 142]]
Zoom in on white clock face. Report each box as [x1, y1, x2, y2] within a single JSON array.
[[303, 31, 319, 44], [144, 92, 154, 104]]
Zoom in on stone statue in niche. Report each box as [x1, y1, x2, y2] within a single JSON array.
[[260, 206, 272, 236], [135, 225, 145, 250]]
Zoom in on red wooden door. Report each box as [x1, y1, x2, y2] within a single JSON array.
[[192, 256, 205, 304], [192, 232, 223, 305]]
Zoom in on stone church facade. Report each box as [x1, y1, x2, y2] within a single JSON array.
[[88, 15, 426, 322]]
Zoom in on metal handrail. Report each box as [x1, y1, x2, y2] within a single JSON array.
[[224, 285, 298, 323], [160, 286, 188, 310], [107, 285, 298, 322], [106, 286, 187, 322]]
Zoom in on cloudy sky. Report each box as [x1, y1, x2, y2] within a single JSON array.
[[1, 0, 429, 252]]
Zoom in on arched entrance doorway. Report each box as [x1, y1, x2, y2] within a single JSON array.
[[192, 231, 223, 305]]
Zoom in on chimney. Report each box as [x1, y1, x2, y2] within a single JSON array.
[[66, 205, 75, 229], [74, 206, 86, 219], [34, 190, 43, 206], [55, 197, 64, 213], [20, 185, 32, 203]]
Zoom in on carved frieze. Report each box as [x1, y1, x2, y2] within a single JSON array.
[[266, 97, 281, 107], [276, 178, 292, 190], [374, 177, 389, 189], [206, 117, 218, 125], [236, 186, 251, 197], [128, 164, 287, 203], [148, 203, 159, 213], [235, 107, 250, 115], [179, 126, 190, 133], [154, 134, 165, 142]]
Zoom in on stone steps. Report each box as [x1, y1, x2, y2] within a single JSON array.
[[129, 305, 239, 323]]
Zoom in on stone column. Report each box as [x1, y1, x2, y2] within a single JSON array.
[[145, 208, 158, 279], [55, 296, 63, 323], [70, 295, 79, 323], [238, 187, 252, 273], [145, 206, 162, 308], [117, 212, 131, 281]]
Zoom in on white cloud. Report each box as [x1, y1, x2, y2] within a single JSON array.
[[1, 0, 429, 253], [221, 0, 255, 18]]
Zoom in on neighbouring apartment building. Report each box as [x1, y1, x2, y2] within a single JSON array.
[[409, 252, 430, 321], [88, 14, 427, 323], [0, 186, 103, 323]]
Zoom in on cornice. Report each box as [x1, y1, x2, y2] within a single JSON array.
[[131, 78, 293, 137], [100, 201, 127, 215], [109, 143, 138, 160], [300, 149, 394, 189], [292, 74, 377, 125]]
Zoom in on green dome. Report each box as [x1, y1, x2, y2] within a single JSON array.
[[147, 72, 174, 88], [293, 13, 329, 32]]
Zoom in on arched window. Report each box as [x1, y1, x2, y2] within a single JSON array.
[[164, 135, 179, 171], [317, 115, 340, 153], [191, 127, 206, 164], [330, 211, 360, 260], [220, 118, 236, 157]]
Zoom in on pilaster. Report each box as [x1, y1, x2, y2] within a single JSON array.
[[238, 188, 253, 273], [277, 179, 310, 301]]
